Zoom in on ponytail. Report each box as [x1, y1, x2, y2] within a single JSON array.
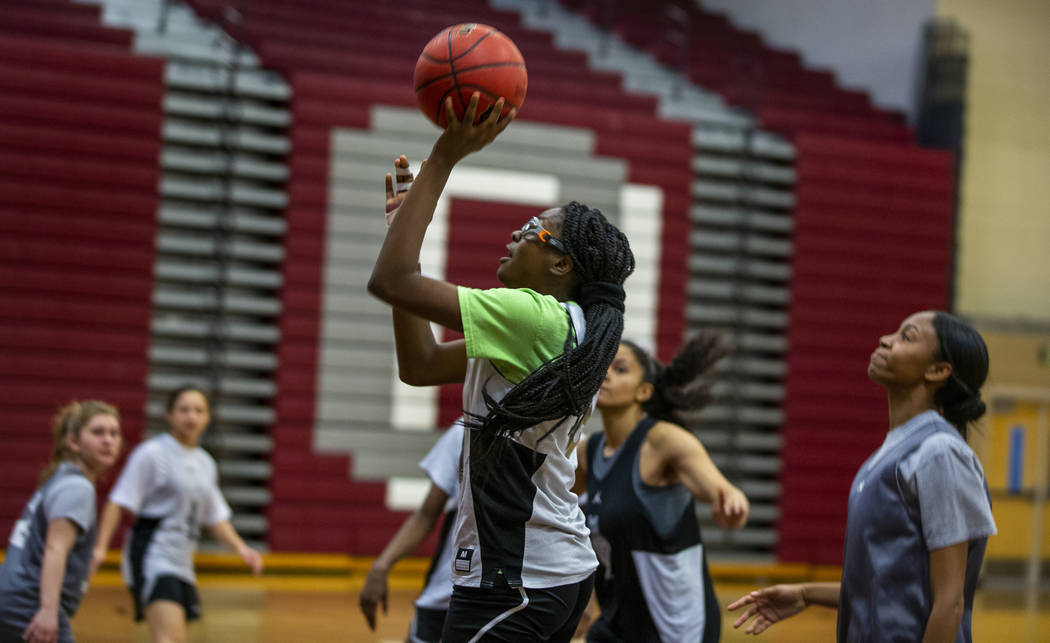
[[624, 330, 730, 425]]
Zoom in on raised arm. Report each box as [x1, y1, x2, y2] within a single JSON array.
[[648, 422, 749, 529], [367, 94, 514, 331]]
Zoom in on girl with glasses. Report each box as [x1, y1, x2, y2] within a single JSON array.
[[369, 93, 634, 642]]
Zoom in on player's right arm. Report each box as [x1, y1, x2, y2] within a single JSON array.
[[728, 582, 840, 635], [25, 518, 80, 643]]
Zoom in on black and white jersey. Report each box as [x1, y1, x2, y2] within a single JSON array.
[[585, 417, 719, 643], [414, 419, 463, 612], [109, 433, 231, 602]]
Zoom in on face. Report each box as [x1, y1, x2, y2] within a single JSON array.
[[868, 311, 948, 389], [70, 413, 122, 473], [597, 344, 653, 410], [166, 390, 211, 445], [496, 208, 566, 288]]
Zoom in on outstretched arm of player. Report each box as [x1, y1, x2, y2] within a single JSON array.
[[91, 501, 126, 576], [383, 156, 467, 386], [208, 521, 263, 576], [649, 423, 749, 529], [728, 583, 839, 635], [24, 518, 80, 643], [359, 483, 451, 631], [368, 93, 515, 331]]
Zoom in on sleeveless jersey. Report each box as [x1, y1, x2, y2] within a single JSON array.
[[0, 463, 97, 642], [585, 417, 719, 643]]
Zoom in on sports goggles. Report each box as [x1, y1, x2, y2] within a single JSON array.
[[520, 217, 567, 254]]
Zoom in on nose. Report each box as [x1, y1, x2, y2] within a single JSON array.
[[510, 229, 522, 242], [879, 334, 892, 348]]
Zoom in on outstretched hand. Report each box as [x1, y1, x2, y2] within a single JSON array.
[[727, 584, 807, 635], [431, 93, 516, 167]]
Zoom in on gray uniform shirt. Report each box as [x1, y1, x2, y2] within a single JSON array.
[[0, 463, 97, 642]]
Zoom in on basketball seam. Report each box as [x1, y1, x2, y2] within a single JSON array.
[[451, 30, 494, 62], [446, 27, 459, 125], [413, 62, 527, 92]]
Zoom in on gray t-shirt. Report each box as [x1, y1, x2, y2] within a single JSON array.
[[0, 463, 97, 641], [863, 410, 997, 549]]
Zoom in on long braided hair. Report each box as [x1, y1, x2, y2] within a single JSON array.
[[469, 201, 634, 471], [622, 330, 730, 425]]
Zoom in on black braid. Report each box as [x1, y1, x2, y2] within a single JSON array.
[[623, 330, 730, 426], [468, 202, 635, 474]]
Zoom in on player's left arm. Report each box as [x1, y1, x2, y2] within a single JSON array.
[[24, 518, 80, 643], [650, 422, 749, 529], [368, 94, 514, 330], [208, 520, 263, 576], [922, 541, 967, 642]]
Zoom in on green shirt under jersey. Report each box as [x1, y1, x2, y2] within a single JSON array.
[[458, 286, 577, 384]]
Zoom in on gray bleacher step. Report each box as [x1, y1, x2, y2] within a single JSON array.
[[693, 156, 797, 185], [694, 128, 796, 161], [686, 305, 788, 329], [221, 486, 272, 506], [710, 381, 786, 403], [153, 261, 283, 289], [150, 317, 280, 344], [138, 35, 261, 67], [725, 356, 787, 378], [160, 176, 288, 208], [689, 229, 793, 257], [149, 373, 276, 398], [163, 119, 291, 154], [689, 255, 792, 281], [158, 205, 286, 236], [166, 61, 290, 100], [165, 94, 290, 128], [687, 280, 791, 305], [156, 232, 285, 263], [153, 288, 282, 316], [162, 147, 290, 182], [732, 332, 790, 353], [693, 180, 796, 208], [150, 345, 277, 371], [206, 433, 273, 454], [690, 205, 795, 233], [230, 515, 268, 535]]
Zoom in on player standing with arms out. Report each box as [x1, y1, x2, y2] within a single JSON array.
[[0, 401, 123, 643], [578, 334, 749, 642], [368, 93, 634, 642], [729, 311, 997, 642], [92, 386, 262, 643]]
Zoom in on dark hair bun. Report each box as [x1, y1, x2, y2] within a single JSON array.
[[943, 393, 986, 427]]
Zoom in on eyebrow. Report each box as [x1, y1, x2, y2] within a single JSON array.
[[901, 323, 920, 334]]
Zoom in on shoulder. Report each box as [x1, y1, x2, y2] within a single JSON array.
[[644, 421, 698, 454], [459, 287, 562, 314], [46, 471, 94, 502]]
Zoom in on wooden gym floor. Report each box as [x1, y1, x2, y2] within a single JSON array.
[[67, 555, 1049, 642]]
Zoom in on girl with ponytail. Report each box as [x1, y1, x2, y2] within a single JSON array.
[[0, 401, 122, 643], [730, 311, 997, 642], [368, 94, 632, 642], [576, 333, 749, 642]]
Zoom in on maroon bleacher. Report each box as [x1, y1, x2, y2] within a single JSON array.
[[0, 4, 163, 532], [182, 0, 695, 554], [560, 0, 957, 564]]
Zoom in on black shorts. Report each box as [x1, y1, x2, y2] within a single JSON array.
[[410, 606, 447, 643], [131, 575, 201, 622], [442, 574, 594, 643]]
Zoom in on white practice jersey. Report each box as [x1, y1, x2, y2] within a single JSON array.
[[414, 419, 464, 612], [110, 433, 231, 600]]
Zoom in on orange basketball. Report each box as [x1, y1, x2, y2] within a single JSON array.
[[413, 23, 527, 128]]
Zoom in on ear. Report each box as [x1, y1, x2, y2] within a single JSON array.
[[548, 252, 573, 277], [65, 430, 80, 454], [925, 360, 952, 386], [635, 381, 654, 404]]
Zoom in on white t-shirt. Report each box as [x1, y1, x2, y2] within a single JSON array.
[[413, 419, 463, 611], [110, 433, 231, 598]]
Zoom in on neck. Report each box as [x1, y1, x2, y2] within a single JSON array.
[[886, 386, 937, 432], [70, 459, 99, 484], [598, 404, 646, 450], [170, 431, 197, 448]]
